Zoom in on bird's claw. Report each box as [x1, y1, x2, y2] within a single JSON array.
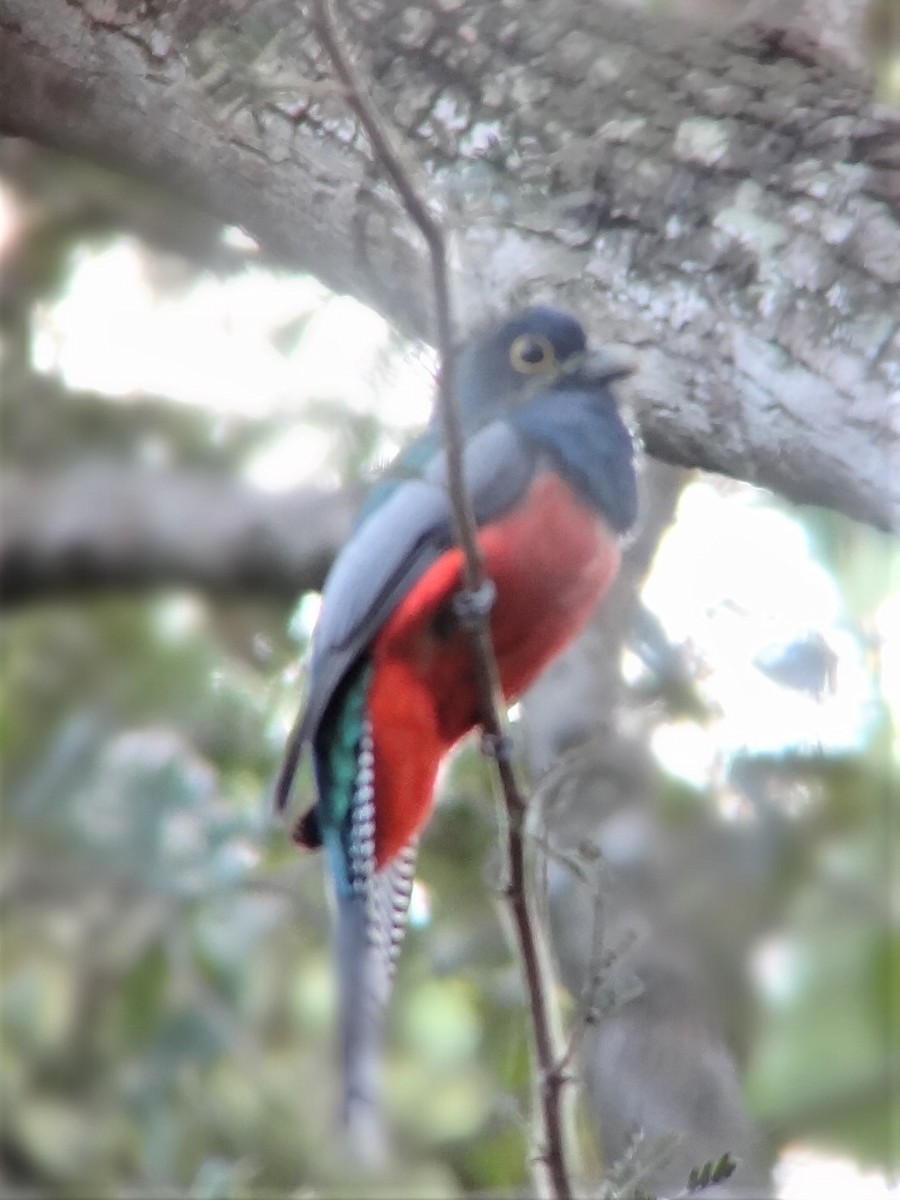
[[480, 730, 514, 761], [453, 579, 496, 628]]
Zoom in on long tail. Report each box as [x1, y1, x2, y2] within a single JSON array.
[[336, 838, 418, 1164]]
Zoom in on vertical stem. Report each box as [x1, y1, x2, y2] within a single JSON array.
[[312, 3, 576, 1194], [505, 796, 576, 1198]]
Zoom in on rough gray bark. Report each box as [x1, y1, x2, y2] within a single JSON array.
[[524, 464, 774, 1196], [1, 0, 897, 530], [541, 735, 775, 1198], [0, 465, 358, 604]]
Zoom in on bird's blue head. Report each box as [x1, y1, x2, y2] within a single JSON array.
[[449, 306, 638, 533], [451, 306, 628, 430]]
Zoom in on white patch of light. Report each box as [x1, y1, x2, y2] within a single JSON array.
[[642, 481, 874, 758], [750, 935, 803, 1006], [34, 238, 433, 495], [267, 685, 304, 747], [775, 1145, 895, 1199], [650, 721, 718, 789], [221, 225, 259, 251], [153, 594, 205, 642], [0, 182, 19, 258], [277, 295, 410, 417], [433, 92, 470, 134], [288, 593, 322, 646], [277, 660, 302, 691], [644, 482, 841, 639], [244, 423, 339, 493], [507, 702, 523, 722], [216, 837, 261, 876], [875, 590, 900, 740], [34, 239, 328, 409], [621, 647, 647, 686], [408, 880, 431, 928], [460, 119, 503, 156]]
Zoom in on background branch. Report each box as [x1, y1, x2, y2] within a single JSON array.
[[0, 465, 359, 605]]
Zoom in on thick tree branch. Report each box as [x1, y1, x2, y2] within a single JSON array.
[[0, 465, 358, 605], [0, 0, 896, 529]]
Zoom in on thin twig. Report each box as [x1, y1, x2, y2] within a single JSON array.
[[312, 2, 576, 1195]]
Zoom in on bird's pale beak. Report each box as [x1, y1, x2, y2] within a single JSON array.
[[581, 345, 636, 384]]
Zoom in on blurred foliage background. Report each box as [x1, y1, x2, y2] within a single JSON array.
[[0, 127, 897, 1199]]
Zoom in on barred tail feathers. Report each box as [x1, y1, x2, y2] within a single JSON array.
[[333, 717, 419, 1162], [336, 849, 418, 1161]]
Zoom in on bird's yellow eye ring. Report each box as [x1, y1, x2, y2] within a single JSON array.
[[509, 332, 556, 375]]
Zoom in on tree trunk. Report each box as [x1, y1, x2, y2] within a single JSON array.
[[523, 463, 774, 1195], [1, 0, 897, 530]]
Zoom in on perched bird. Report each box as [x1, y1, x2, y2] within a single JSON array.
[[275, 306, 638, 1155]]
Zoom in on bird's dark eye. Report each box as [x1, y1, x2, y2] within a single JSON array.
[[509, 333, 556, 375]]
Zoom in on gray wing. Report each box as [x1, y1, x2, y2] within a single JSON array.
[[274, 419, 538, 811]]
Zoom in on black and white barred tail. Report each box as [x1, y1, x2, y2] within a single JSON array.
[[337, 719, 418, 1163]]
